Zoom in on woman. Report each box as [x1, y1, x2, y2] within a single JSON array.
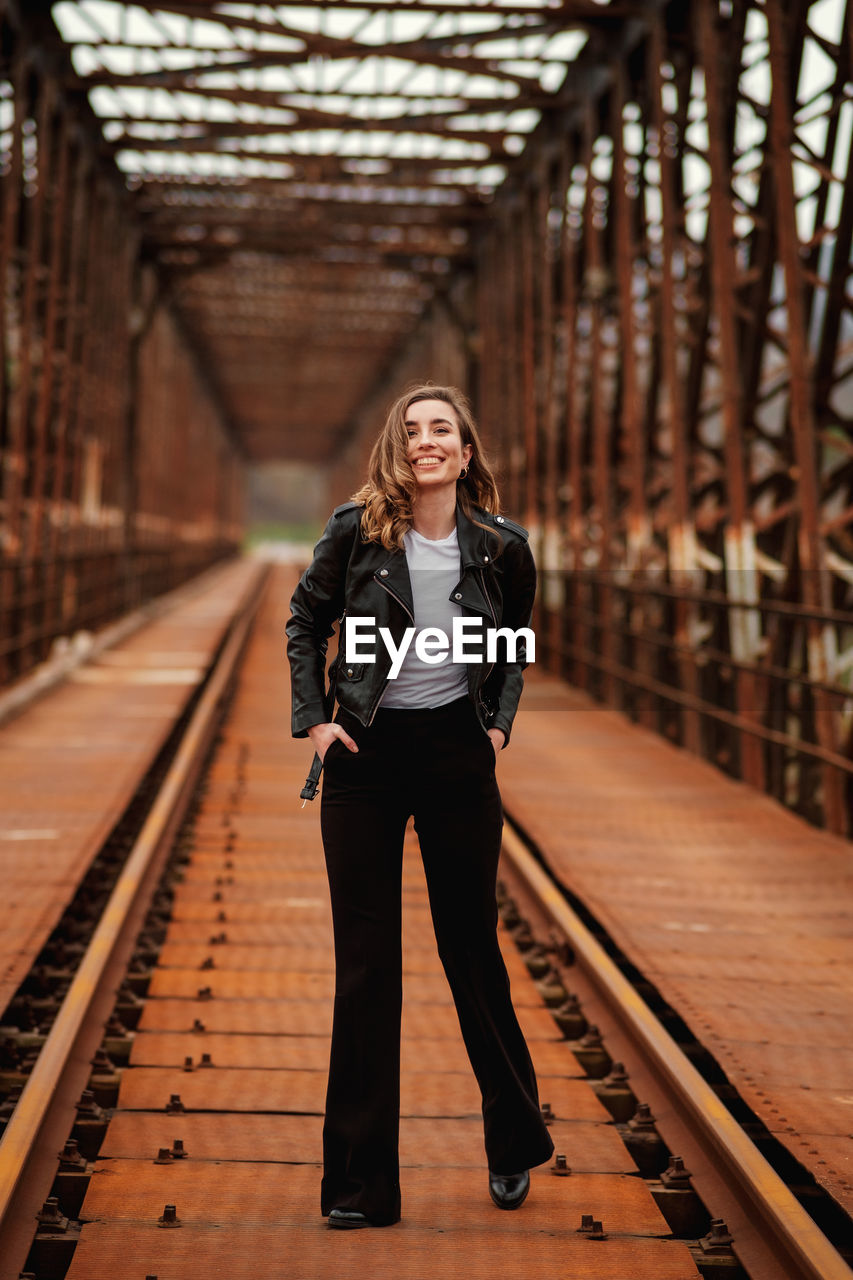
[[286, 383, 554, 1229]]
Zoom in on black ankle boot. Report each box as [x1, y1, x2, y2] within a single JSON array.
[[488, 1169, 530, 1210], [328, 1208, 371, 1229]]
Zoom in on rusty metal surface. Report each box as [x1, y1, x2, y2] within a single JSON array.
[[498, 828, 853, 1280], [137, 996, 559, 1043], [101, 1111, 637, 1174], [66, 564, 698, 1278], [129, 1032, 579, 1077], [80, 1160, 670, 1235], [0, 557, 268, 1280], [0, 8, 244, 690], [66, 1224, 700, 1280], [501, 671, 853, 1218], [118, 1065, 606, 1121], [472, 0, 853, 836], [0, 558, 260, 1018]]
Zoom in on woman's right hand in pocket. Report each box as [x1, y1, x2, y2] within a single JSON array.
[[307, 722, 359, 763]]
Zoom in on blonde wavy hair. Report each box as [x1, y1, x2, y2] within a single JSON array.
[[351, 383, 501, 551]]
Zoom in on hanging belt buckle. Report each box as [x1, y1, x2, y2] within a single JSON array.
[[299, 752, 323, 806]]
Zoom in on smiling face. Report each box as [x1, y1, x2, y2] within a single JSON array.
[[404, 397, 473, 493]]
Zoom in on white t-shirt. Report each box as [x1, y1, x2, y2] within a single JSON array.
[[380, 526, 468, 708]]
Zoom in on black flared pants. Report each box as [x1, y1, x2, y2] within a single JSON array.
[[318, 696, 554, 1225]]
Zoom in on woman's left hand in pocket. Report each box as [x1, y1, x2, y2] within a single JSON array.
[[487, 728, 506, 760]]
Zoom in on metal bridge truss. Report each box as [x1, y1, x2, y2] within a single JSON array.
[[0, 0, 851, 833], [476, 0, 853, 834]]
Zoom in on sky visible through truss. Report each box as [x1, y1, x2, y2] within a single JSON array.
[[14, 0, 847, 466], [52, 0, 594, 195], [46, 0, 850, 238]]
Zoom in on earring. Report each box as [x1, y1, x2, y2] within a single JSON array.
[[458, 465, 469, 480]]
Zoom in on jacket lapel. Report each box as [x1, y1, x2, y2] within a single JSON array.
[[454, 504, 499, 621], [375, 546, 414, 617], [455, 502, 496, 568], [374, 506, 498, 623]]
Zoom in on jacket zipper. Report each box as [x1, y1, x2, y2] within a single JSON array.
[[367, 576, 415, 725], [478, 567, 498, 717]]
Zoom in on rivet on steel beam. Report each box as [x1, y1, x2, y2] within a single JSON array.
[[183, 1057, 194, 1072], [75, 1090, 104, 1120], [551, 1154, 571, 1176], [580, 1024, 603, 1048], [576, 1213, 607, 1239], [210, 932, 228, 945], [166, 1094, 185, 1113], [192, 1019, 206, 1033], [57, 1140, 87, 1171], [552, 996, 585, 1038], [660, 1155, 693, 1189], [217, 911, 227, 923], [512, 921, 535, 951], [541, 1101, 555, 1124], [536, 967, 568, 1007], [629, 1102, 657, 1131], [157, 1204, 181, 1228], [154, 1148, 173, 1165], [699, 1219, 735, 1255], [171, 1139, 187, 1159], [200, 1053, 213, 1068], [603, 1061, 629, 1087], [200, 956, 215, 970], [524, 945, 551, 978], [36, 1198, 67, 1229], [197, 986, 213, 1000], [212, 891, 222, 902]]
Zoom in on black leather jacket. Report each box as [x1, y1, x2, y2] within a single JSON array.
[[286, 500, 536, 746]]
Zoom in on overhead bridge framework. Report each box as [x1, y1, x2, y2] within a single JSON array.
[[0, 0, 851, 833]]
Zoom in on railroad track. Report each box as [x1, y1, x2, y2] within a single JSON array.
[[0, 563, 850, 1280], [0, 566, 269, 1280], [497, 825, 853, 1280]]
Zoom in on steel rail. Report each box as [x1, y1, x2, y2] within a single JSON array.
[[0, 561, 269, 1272], [555, 636, 853, 778], [499, 822, 853, 1280], [557, 570, 853, 629], [554, 597, 851, 702]]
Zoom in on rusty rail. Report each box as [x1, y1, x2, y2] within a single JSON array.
[[0, 563, 268, 1276], [499, 822, 853, 1280]]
